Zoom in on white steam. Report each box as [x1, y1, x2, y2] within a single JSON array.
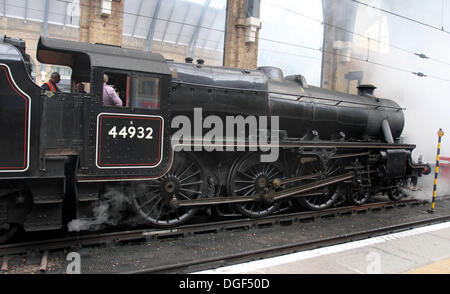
[[405, 173, 450, 201], [343, 1, 450, 198], [67, 187, 134, 232]]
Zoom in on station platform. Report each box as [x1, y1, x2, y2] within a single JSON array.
[[196, 221, 450, 274]]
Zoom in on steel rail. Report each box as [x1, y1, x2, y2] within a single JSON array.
[[126, 213, 450, 274], [0, 199, 422, 257]]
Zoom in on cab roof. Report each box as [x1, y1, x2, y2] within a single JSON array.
[[37, 37, 171, 81]]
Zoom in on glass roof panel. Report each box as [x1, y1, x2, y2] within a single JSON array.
[[123, 0, 226, 64], [258, 0, 324, 86], [1, 0, 80, 27]]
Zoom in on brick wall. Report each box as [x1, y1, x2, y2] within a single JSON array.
[[223, 0, 260, 69]]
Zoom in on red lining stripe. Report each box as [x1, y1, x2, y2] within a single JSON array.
[[97, 115, 163, 167], [0, 66, 29, 170]]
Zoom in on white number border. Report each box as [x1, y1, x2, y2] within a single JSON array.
[[0, 63, 31, 173], [95, 112, 164, 169]]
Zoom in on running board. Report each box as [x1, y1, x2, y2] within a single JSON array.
[[171, 172, 355, 208]]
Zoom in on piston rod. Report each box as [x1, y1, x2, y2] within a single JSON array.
[[171, 172, 355, 208]]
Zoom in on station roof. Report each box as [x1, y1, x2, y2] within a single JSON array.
[[123, 0, 227, 55], [1, 0, 226, 63]]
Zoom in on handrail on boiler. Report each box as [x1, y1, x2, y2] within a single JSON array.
[[172, 80, 405, 112]]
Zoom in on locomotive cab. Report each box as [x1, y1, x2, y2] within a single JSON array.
[[36, 37, 173, 181], [0, 36, 177, 240]]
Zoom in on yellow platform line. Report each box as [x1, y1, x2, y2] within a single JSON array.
[[404, 258, 450, 274]]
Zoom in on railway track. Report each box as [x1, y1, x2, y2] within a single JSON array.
[[0, 198, 443, 273], [128, 215, 450, 274]]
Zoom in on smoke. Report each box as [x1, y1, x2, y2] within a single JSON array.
[[67, 187, 136, 232], [338, 1, 450, 197], [404, 173, 450, 201], [405, 156, 450, 201], [350, 2, 450, 158]]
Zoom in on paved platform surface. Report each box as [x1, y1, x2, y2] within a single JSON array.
[[196, 221, 450, 274]]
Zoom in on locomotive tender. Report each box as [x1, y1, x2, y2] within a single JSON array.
[[0, 36, 426, 243]]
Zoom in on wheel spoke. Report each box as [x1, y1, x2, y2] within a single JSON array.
[[243, 187, 256, 196], [234, 184, 255, 194], [178, 191, 192, 200], [263, 164, 270, 175], [180, 188, 202, 195], [236, 180, 254, 184], [266, 166, 277, 178], [154, 201, 164, 221], [177, 162, 194, 179], [180, 180, 203, 187], [179, 170, 201, 183], [138, 195, 160, 209], [135, 189, 159, 199], [248, 167, 259, 178], [145, 182, 161, 188], [238, 171, 256, 180], [145, 197, 163, 217]]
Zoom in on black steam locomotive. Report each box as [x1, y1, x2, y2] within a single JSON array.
[[0, 36, 426, 243]]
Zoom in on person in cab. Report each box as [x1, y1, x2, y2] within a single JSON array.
[[103, 74, 123, 107], [76, 82, 87, 94], [41, 72, 61, 92]]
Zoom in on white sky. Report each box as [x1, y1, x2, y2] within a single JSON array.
[[258, 0, 324, 86]]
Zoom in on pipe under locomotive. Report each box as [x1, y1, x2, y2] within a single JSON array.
[[0, 36, 426, 243]]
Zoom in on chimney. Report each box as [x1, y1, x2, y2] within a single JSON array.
[[357, 84, 377, 96]]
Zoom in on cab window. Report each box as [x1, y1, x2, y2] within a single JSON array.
[[103, 71, 130, 107], [133, 75, 159, 109]]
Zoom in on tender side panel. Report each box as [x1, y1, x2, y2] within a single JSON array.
[[0, 64, 30, 172]]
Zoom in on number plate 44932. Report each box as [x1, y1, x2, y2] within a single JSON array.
[[96, 114, 164, 168]]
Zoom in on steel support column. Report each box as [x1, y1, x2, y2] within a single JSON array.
[[175, 4, 192, 46], [161, 0, 176, 43], [146, 0, 162, 51], [189, 0, 212, 58], [41, 0, 50, 76], [131, 0, 144, 37], [43, 0, 49, 36], [24, 0, 28, 23], [63, 0, 69, 27]]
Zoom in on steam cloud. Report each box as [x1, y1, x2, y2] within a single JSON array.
[[67, 187, 140, 232], [405, 173, 450, 201], [332, 1, 450, 199]]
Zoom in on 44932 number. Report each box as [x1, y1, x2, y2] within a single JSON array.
[[108, 126, 153, 140]]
